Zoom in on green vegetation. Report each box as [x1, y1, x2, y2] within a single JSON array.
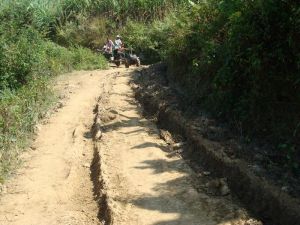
[[1, 0, 299, 178], [91, 0, 187, 22], [0, 0, 107, 180], [172, 0, 300, 174], [120, 0, 300, 174], [55, 0, 188, 49]]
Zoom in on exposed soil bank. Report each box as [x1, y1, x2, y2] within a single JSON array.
[[90, 74, 117, 225], [132, 64, 300, 225], [93, 68, 262, 225]]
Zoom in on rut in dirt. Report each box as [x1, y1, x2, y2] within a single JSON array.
[[92, 68, 262, 225], [0, 67, 262, 225], [0, 69, 119, 225]]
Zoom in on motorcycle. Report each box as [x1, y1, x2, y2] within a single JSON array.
[[104, 48, 140, 68]]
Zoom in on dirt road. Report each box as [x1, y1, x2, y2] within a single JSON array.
[[0, 68, 261, 225]]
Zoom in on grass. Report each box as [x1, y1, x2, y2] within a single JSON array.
[[0, 0, 184, 181], [0, 77, 55, 181], [0, 43, 107, 181], [0, 6, 108, 181]]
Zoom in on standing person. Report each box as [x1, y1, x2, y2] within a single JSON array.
[[114, 35, 123, 50]]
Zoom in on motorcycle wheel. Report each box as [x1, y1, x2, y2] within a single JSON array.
[[125, 59, 130, 68], [115, 61, 121, 67]]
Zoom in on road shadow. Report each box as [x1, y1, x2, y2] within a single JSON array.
[[127, 157, 256, 225], [96, 69, 259, 225], [131, 143, 170, 154]]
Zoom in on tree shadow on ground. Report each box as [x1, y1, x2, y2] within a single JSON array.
[[101, 116, 150, 132], [127, 157, 254, 225], [131, 143, 171, 154]]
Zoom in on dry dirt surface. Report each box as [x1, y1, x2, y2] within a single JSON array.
[[0, 67, 262, 225], [0, 69, 119, 225]]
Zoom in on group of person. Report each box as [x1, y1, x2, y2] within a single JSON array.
[[103, 35, 124, 56], [102, 34, 141, 67]]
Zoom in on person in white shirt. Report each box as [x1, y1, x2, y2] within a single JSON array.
[[114, 35, 123, 50]]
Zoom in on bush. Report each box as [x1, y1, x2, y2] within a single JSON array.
[[121, 21, 161, 64], [0, 0, 109, 181], [0, 27, 45, 90], [55, 17, 109, 49], [120, 9, 191, 64], [157, 0, 300, 172], [120, 0, 300, 173], [70, 46, 108, 70], [0, 77, 54, 181], [91, 0, 188, 22]]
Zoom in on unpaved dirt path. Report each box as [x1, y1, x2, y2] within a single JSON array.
[[95, 69, 261, 225], [0, 67, 261, 225], [0, 69, 121, 225]]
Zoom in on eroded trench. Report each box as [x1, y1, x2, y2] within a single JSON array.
[[90, 100, 113, 225], [88, 68, 263, 225], [131, 66, 300, 225]]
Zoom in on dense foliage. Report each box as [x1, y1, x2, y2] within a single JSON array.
[[0, 0, 107, 180], [122, 0, 300, 173], [91, 0, 187, 22], [1, 0, 299, 178], [54, 0, 188, 49]]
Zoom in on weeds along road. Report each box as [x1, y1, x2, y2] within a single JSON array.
[[0, 67, 261, 225]]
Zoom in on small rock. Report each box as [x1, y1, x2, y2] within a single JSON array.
[[95, 129, 102, 140], [100, 112, 116, 123], [183, 188, 199, 202], [220, 183, 230, 196], [95, 116, 101, 124], [234, 209, 247, 220], [172, 142, 186, 150], [206, 178, 230, 196], [160, 130, 174, 145], [57, 101, 64, 109], [281, 186, 289, 192], [83, 163, 90, 168], [108, 113, 117, 120], [245, 219, 263, 225], [203, 171, 211, 176]]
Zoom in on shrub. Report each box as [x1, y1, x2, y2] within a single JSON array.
[[0, 27, 45, 90], [70, 46, 108, 70], [0, 0, 109, 181], [120, 0, 300, 173], [0, 77, 54, 181], [158, 0, 300, 173]]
